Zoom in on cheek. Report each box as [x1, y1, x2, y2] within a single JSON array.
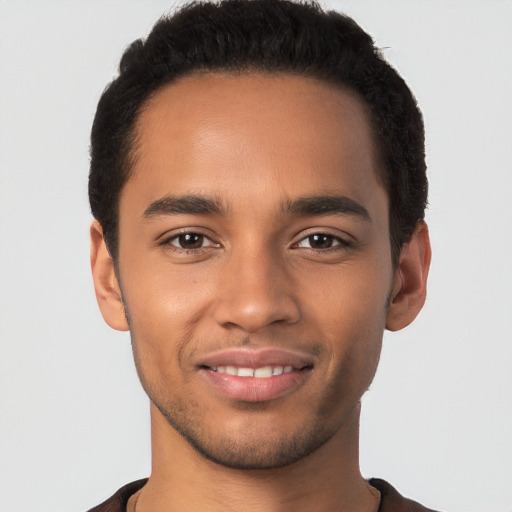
[[122, 258, 215, 327], [119, 263, 215, 376], [304, 261, 389, 379], [317, 310, 384, 421], [303, 256, 391, 327]]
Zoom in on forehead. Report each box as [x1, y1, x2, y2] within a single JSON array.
[[125, 72, 386, 220]]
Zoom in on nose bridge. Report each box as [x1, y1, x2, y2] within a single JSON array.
[[213, 241, 300, 332]]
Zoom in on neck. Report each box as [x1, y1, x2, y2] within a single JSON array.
[[137, 401, 379, 512]]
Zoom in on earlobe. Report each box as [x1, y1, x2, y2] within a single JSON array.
[[386, 221, 432, 332], [90, 220, 130, 332]]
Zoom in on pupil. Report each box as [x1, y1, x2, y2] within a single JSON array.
[[310, 234, 332, 249], [179, 233, 203, 248]]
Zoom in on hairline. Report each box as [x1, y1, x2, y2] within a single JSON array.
[[110, 68, 402, 267]]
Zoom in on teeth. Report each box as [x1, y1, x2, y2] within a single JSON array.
[[238, 367, 255, 377], [225, 366, 237, 375], [212, 365, 294, 378], [254, 366, 273, 378]]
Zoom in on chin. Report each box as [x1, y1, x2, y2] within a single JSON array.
[[152, 395, 338, 470]]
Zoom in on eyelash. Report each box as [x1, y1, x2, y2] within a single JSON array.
[[160, 232, 219, 254], [292, 232, 353, 252], [159, 230, 353, 255]]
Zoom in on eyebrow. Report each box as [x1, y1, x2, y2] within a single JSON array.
[[284, 195, 370, 221], [143, 194, 225, 218], [142, 193, 370, 221]]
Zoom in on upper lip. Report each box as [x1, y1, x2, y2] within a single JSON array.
[[197, 348, 315, 370]]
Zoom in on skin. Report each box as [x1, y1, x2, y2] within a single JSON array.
[[91, 72, 431, 512]]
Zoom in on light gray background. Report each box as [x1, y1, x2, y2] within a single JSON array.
[[1, 1, 511, 511]]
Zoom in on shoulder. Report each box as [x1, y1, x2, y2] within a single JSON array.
[[370, 478, 441, 512], [85, 479, 148, 512]]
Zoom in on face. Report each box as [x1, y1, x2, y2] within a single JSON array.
[[114, 73, 395, 469]]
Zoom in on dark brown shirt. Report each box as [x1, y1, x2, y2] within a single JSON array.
[[86, 478, 440, 512]]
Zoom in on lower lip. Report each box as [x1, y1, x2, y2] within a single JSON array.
[[200, 367, 311, 402]]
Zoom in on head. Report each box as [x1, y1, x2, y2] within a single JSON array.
[[89, 0, 427, 267], [89, 0, 431, 471]]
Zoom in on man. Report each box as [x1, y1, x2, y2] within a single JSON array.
[[87, 1, 434, 511]]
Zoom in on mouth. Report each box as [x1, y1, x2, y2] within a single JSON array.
[[206, 364, 304, 378], [197, 349, 314, 402]]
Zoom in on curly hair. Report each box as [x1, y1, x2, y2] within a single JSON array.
[[89, 0, 427, 265]]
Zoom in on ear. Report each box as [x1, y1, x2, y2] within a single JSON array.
[[90, 220, 129, 331], [386, 221, 432, 331]]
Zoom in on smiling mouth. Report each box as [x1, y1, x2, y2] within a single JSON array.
[[197, 348, 315, 401], [207, 365, 305, 378], [200, 364, 312, 401]]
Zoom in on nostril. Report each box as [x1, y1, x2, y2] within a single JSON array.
[[213, 294, 301, 333]]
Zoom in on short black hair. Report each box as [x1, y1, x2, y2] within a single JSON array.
[[89, 0, 427, 265]]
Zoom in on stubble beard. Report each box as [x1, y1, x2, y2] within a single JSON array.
[[135, 356, 339, 470], [120, 288, 378, 471], [122, 302, 341, 470]]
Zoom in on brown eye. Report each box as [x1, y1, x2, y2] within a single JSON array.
[[307, 234, 335, 249], [163, 231, 219, 253], [182, 233, 203, 248], [171, 233, 205, 249], [296, 233, 348, 250]]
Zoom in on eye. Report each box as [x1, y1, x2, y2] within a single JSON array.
[[296, 233, 349, 250], [166, 232, 217, 250]]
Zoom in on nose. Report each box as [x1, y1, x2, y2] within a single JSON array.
[[213, 249, 301, 333]]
